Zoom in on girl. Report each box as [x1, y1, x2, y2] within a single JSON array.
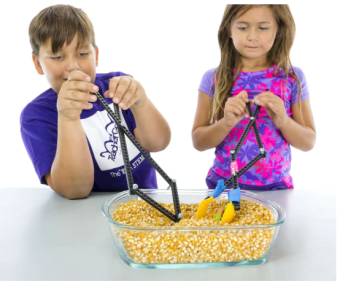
[[192, 5, 316, 190]]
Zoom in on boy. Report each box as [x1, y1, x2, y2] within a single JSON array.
[[21, 5, 171, 199]]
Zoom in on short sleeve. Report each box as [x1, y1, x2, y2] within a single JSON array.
[[198, 68, 216, 98], [20, 110, 57, 185], [291, 67, 310, 104]]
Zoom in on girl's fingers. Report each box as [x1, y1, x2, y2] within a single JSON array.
[[238, 91, 250, 103], [227, 105, 244, 116], [232, 99, 248, 117]]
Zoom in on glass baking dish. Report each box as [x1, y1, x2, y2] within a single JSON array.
[[102, 189, 285, 269]]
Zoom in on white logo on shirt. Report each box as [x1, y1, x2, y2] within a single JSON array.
[[80, 104, 139, 171]]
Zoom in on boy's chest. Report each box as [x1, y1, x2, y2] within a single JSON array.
[[80, 105, 139, 171]]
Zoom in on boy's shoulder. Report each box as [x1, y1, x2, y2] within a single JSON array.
[[95, 71, 132, 82], [20, 88, 57, 126]]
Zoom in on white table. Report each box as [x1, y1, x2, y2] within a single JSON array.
[[0, 188, 336, 281]]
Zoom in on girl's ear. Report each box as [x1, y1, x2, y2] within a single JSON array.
[[32, 55, 44, 75], [95, 46, 99, 67]]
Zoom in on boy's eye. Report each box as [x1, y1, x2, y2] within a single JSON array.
[[79, 52, 89, 56], [51, 56, 62, 60]]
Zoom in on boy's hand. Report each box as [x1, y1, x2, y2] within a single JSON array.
[[104, 76, 148, 110], [253, 91, 288, 129], [223, 90, 251, 128], [57, 70, 98, 121]]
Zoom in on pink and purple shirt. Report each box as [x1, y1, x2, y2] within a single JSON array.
[[198, 64, 309, 190]]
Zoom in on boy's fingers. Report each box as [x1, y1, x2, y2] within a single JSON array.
[[67, 70, 92, 82], [118, 83, 137, 109], [67, 80, 99, 94], [63, 100, 93, 111], [125, 94, 138, 110], [108, 76, 123, 102], [112, 77, 131, 104], [65, 90, 97, 102]]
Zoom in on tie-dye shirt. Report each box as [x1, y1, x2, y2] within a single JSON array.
[[198, 64, 309, 190]]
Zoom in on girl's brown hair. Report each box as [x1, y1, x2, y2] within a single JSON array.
[[211, 4, 303, 124], [29, 4, 96, 57]]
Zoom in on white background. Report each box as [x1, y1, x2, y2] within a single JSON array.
[[0, 0, 339, 193]]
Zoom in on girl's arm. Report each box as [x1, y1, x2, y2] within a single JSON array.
[[131, 98, 171, 152], [279, 99, 316, 151], [192, 91, 250, 151], [192, 92, 232, 151], [254, 92, 316, 152]]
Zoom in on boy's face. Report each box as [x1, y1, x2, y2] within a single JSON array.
[[33, 33, 98, 94], [230, 6, 277, 62]]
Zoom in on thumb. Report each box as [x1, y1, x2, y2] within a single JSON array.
[[238, 90, 250, 103]]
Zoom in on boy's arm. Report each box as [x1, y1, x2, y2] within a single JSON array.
[[46, 117, 94, 199], [131, 98, 171, 152], [104, 76, 171, 152], [45, 71, 98, 199]]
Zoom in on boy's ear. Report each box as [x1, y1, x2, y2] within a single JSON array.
[[32, 54, 44, 75], [95, 46, 99, 67]]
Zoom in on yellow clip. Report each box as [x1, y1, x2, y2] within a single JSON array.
[[196, 196, 214, 220], [221, 202, 235, 224]]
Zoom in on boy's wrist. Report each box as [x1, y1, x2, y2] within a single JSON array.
[[130, 97, 151, 113]]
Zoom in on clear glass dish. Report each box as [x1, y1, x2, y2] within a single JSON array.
[[102, 189, 285, 269]]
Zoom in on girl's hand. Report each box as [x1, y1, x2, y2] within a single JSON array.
[[223, 90, 251, 128], [253, 91, 289, 129], [57, 70, 98, 122], [104, 76, 148, 110]]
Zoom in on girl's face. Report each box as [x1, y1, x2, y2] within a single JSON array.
[[33, 33, 98, 94], [230, 6, 277, 63]]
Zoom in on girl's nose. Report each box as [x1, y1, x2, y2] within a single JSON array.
[[247, 28, 258, 41]]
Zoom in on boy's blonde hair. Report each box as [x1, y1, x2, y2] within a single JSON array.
[[29, 4, 96, 57], [211, 5, 303, 124]]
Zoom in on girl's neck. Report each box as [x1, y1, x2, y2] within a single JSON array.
[[240, 57, 272, 72]]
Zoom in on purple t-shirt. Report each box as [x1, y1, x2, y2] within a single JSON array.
[[198, 64, 309, 190], [20, 72, 157, 192]]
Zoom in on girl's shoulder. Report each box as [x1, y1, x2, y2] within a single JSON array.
[[199, 68, 217, 97], [290, 66, 306, 79]]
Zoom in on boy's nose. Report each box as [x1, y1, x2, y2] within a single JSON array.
[[65, 58, 80, 71]]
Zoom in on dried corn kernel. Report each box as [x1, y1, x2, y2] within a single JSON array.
[[112, 199, 275, 264]]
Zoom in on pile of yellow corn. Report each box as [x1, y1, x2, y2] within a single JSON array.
[[112, 199, 275, 264]]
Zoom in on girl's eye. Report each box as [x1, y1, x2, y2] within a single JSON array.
[[259, 27, 269, 30], [238, 27, 247, 30]]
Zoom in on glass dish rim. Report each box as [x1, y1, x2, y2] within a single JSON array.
[[102, 189, 286, 231]]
